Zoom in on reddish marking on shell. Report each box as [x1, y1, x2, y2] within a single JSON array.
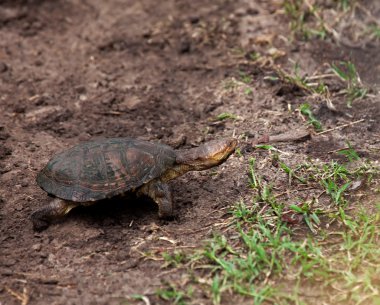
[[105, 150, 130, 182], [126, 148, 155, 177]]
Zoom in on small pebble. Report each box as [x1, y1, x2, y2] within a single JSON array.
[[32, 243, 42, 252], [2, 258, 17, 267], [179, 40, 191, 54], [246, 8, 259, 15], [35, 59, 44, 66], [75, 85, 86, 94], [0, 62, 8, 73], [14, 203, 23, 211], [0, 126, 10, 140], [0, 164, 12, 174], [21, 179, 29, 187], [48, 253, 55, 262], [189, 15, 199, 24], [235, 8, 247, 17], [0, 268, 12, 276], [13, 105, 26, 113]]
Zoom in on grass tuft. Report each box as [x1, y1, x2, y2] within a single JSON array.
[[331, 61, 368, 107], [154, 154, 380, 304]]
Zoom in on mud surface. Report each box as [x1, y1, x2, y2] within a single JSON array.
[[0, 1, 379, 304]]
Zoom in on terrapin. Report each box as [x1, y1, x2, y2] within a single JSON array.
[[32, 138, 237, 231]]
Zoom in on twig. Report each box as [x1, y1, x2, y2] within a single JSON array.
[[304, 73, 337, 81], [150, 245, 197, 251], [356, 3, 380, 26], [3, 272, 59, 285], [328, 147, 352, 154], [274, 187, 318, 198], [254, 129, 310, 145], [94, 111, 122, 115], [316, 119, 364, 135], [139, 296, 151, 305], [5, 286, 29, 305]]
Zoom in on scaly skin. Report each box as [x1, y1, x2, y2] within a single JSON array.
[[162, 138, 238, 181], [31, 138, 237, 231], [31, 198, 76, 231]]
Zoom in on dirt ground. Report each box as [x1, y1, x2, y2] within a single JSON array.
[[0, 0, 379, 304]]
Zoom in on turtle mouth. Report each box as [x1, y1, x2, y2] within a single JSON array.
[[212, 139, 238, 161]]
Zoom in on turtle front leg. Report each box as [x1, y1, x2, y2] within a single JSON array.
[[31, 198, 76, 231], [137, 180, 173, 218]]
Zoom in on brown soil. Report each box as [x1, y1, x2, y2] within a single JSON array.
[[0, 1, 379, 304]]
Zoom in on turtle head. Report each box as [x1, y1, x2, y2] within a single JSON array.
[[176, 138, 237, 171]]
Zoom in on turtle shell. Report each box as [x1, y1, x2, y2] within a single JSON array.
[[37, 138, 177, 202]]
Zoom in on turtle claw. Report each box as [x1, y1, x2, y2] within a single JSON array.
[[32, 220, 50, 232], [31, 211, 50, 231], [31, 198, 76, 231], [158, 200, 174, 219]]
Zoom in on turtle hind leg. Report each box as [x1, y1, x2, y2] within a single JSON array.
[[31, 198, 76, 231]]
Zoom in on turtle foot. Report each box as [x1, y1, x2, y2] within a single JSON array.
[[158, 207, 174, 219], [31, 211, 50, 231], [31, 198, 76, 231]]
